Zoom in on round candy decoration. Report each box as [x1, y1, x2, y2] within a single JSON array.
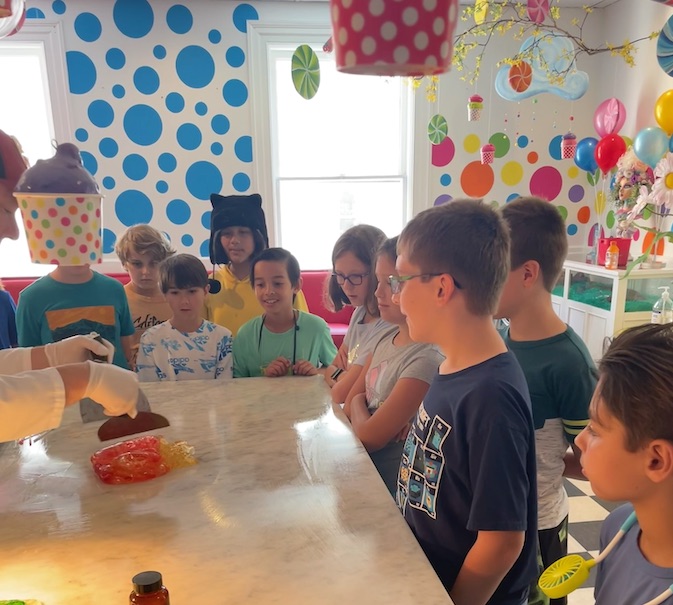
[[527, 0, 550, 24], [657, 14, 673, 78], [291, 44, 320, 100], [428, 114, 449, 145], [651, 0, 673, 5], [508, 61, 533, 93]]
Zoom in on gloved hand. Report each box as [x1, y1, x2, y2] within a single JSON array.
[[84, 361, 139, 418], [44, 333, 114, 366]]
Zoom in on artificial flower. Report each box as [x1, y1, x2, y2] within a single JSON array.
[[651, 152, 673, 210]]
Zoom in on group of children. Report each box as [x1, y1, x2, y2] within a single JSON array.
[[9, 192, 673, 605]]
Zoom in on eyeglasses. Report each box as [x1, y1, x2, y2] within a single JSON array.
[[332, 272, 369, 286], [388, 273, 462, 295]]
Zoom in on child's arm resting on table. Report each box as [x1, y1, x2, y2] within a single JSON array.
[[450, 530, 525, 605]]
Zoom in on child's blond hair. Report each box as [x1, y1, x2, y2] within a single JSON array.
[[115, 224, 175, 266]]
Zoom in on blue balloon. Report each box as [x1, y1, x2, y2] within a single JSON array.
[[669, 134, 673, 153], [634, 126, 668, 169], [574, 137, 598, 173]]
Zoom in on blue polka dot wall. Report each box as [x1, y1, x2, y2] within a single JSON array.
[[27, 0, 261, 259]]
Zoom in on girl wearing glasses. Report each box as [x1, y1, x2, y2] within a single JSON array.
[[343, 237, 443, 495], [324, 225, 391, 403]]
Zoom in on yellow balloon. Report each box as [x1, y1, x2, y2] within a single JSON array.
[[655, 90, 673, 136]]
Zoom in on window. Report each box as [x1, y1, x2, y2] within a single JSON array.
[[0, 22, 70, 277], [249, 25, 415, 270]]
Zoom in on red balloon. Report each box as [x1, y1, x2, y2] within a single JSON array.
[[594, 134, 627, 175]]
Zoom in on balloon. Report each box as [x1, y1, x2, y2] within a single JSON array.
[[574, 137, 598, 173], [669, 134, 673, 153], [634, 126, 669, 169], [594, 98, 627, 138], [595, 134, 626, 175], [655, 90, 673, 136]]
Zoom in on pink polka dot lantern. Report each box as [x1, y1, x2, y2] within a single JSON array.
[[329, 0, 460, 77]]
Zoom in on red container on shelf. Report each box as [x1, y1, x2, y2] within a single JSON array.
[[597, 237, 631, 267]]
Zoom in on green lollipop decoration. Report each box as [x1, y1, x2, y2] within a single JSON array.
[[291, 44, 320, 100]]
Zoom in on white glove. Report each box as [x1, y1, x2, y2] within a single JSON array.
[[44, 333, 114, 366], [84, 361, 139, 418]]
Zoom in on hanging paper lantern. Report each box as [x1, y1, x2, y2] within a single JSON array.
[[329, 0, 460, 77], [527, 0, 550, 24], [291, 44, 320, 100], [428, 114, 448, 145], [508, 61, 533, 93]]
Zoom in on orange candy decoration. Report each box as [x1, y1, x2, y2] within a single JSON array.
[[508, 61, 533, 93]]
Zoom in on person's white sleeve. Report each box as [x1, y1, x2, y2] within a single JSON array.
[[0, 368, 65, 442], [0, 348, 33, 375]]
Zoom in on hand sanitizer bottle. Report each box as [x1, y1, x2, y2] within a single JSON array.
[[652, 286, 673, 324]]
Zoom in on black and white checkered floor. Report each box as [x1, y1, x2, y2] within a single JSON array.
[[565, 478, 624, 605]]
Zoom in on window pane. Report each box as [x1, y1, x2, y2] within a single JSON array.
[[278, 179, 405, 270], [273, 52, 404, 178]]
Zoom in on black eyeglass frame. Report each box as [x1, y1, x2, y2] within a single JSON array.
[[331, 271, 370, 286]]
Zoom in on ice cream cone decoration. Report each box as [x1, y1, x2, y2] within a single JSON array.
[[481, 143, 495, 165], [468, 94, 483, 121], [561, 132, 577, 159]]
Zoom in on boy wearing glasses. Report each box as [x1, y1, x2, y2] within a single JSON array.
[[395, 199, 537, 605], [496, 197, 595, 605]]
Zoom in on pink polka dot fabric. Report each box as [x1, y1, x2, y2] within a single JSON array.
[[330, 0, 459, 76]]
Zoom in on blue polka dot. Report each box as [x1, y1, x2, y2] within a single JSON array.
[[506, 193, 521, 203], [195, 102, 208, 116], [199, 239, 210, 257], [46, 240, 55, 249], [88, 100, 114, 127], [26, 8, 46, 18], [567, 224, 578, 236], [211, 114, 230, 135], [102, 176, 115, 189], [201, 211, 211, 229], [103, 228, 117, 254], [113, 0, 154, 39], [549, 135, 563, 161], [99, 138, 118, 158], [80, 151, 98, 175], [211, 142, 223, 155], [234, 136, 252, 162], [112, 84, 125, 99], [167, 5, 192, 34], [123, 105, 162, 146], [115, 190, 154, 226], [75, 128, 88, 142], [226, 46, 245, 68], [517, 135, 529, 148], [52, 1, 66, 15], [66, 51, 96, 94], [167, 199, 191, 224], [208, 30, 221, 44], [158, 153, 177, 173], [133, 66, 160, 95], [176, 46, 215, 89], [232, 3, 259, 33], [156, 180, 168, 193], [106, 48, 125, 70], [440, 173, 451, 186], [166, 92, 185, 113], [186, 161, 223, 201], [153, 45, 166, 60], [222, 79, 248, 107], [232, 172, 250, 192], [123, 154, 149, 180], [74, 12, 102, 42], [181, 234, 194, 247], [177, 123, 202, 150]]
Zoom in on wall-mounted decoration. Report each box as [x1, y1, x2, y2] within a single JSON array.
[[291, 44, 320, 100]]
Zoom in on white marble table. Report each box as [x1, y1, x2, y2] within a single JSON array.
[[0, 377, 452, 604]]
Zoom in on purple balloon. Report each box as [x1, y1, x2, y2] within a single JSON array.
[[594, 98, 627, 138]]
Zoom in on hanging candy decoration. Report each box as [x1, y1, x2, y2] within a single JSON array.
[[651, 0, 673, 5], [322, 36, 333, 54], [508, 61, 533, 93], [480, 143, 495, 165], [655, 90, 673, 136], [561, 132, 577, 159], [593, 98, 626, 138], [7, 5, 25, 36], [474, 0, 488, 25], [291, 44, 320, 100], [0, 0, 25, 39], [657, 14, 673, 77], [527, 0, 550, 24], [467, 94, 483, 121], [428, 114, 449, 145], [594, 134, 626, 175]]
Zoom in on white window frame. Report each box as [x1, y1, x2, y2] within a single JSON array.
[[248, 22, 422, 259]]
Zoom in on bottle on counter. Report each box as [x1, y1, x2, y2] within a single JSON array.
[[652, 286, 673, 325], [605, 241, 620, 270], [129, 571, 170, 604]]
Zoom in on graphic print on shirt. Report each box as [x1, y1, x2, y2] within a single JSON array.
[[46, 306, 117, 347], [365, 359, 388, 409], [397, 401, 451, 520]]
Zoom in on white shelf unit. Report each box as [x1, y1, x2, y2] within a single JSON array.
[[552, 260, 673, 360]]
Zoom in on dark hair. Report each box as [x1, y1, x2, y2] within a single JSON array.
[[500, 196, 568, 292], [250, 247, 301, 288], [212, 227, 267, 266], [160, 253, 208, 293], [327, 224, 386, 314], [378, 236, 399, 264], [596, 323, 673, 451], [398, 199, 510, 316]]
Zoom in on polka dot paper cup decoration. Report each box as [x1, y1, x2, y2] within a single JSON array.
[[330, 0, 460, 77], [15, 193, 103, 265], [480, 143, 495, 165]]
